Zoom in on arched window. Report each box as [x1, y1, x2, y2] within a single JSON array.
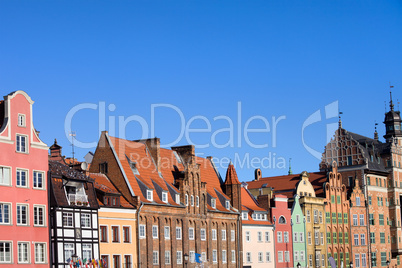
[[278, 216, 286, 224]]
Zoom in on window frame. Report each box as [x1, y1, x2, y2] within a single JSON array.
[[16, 169, 28, 188], [18, 242, 29, 264], [33, 205, 45, 226], [16, 134, 28, 153], [33, 171, 45, 190]]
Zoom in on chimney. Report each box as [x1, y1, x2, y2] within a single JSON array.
[[49, 139, 63, 162], [171, 145, 195, 165], [135, 137, 161, 173], [254, 168, 262, 181]]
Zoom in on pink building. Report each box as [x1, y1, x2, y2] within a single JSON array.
[[272, 194, 294, 268], [0, 91, 49, 267]]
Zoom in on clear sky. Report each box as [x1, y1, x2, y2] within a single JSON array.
[[1, 1, 401, 181]]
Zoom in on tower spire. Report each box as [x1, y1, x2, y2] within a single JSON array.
[[288, 158, 293, 175], [339, 112, 343, 128], [374, 122, 379, 141], [390, 83, 394, 111]]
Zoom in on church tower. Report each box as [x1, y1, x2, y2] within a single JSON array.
[[384, 86, 402, 142]]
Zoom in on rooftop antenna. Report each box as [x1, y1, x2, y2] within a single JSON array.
[[398, 99, 400, 111], [339, 112, 343, 128], [374, 122, 379, 141], [389, 82, 395, 111], [69, 131, 76, 166]]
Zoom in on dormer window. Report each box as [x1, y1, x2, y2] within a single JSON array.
[[242, 212, 248, 220], [146, 190, 153, 201], [130, 162, 140, 175], [162, 192, 168, 203], [18, 114, 26, 127], [211, 198, 216, 209], [225, 200, 230, 210], [175, 194, 180, 204]]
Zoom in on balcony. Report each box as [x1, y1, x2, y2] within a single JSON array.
[[68, 194, 89, 206]]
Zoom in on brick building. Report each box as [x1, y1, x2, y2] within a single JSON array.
[[0, 91, 49, 267], [89, 131, 242, 267]]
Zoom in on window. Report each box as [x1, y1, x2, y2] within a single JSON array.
[[361, 234, 366, 245], [124, 255, 131, 268], [189, 228, 194, 240], [284, 231, 289, 242], [99, 162, 108, 174], [201, 228, 206, 240], [100, 226, 108, 242], [35, 243, 46, 263], [338, 212, 342, 224], [81, 213, 91, 228], [277, 231, 282, 243], [112, 226, 119, 242], [294, 232, 298, 242], [372, 252, 377, 267], [211, 198, 216, 209], [18, 242, 29, 263], [196, 196, 199, 207], [315, 230, 319, 245], [222, 229, 227, 240], [242, 212, 248, 220], [332, 212, 336, 223], [212, 229, 217, 240], [152, 225, 158, 239], [279, 216, 286, 224], [314, 210, 318, 223], [380, 233, 385, 243], [381, 252, 387, 267], [326, 212, 330, 223], [353, 214, 358, 226], [16, 169, 27, 187], [308, 232, 311, 245], [331, 195, 335, 203], [164, 226, 170, 240], [362, 254, 367, 267], [295, 251, 299, 262], [17, 204, 28, 225], [177, 251, 182, 264], [339, 232, 343, 244], [355, 254, 360, 268], [139, 225, 146, 239], [300, 251, 305, 261], [257, 231, 262, 242], [16, 135, 27, 153], [370, 232, 375, 243], [356, 196, 361, 206], [225, 200, 230, 209], [368, 196, 372, 205], [265, 231, 270, 242], [266, 252, 271, 262], [232, 230, 236, 241], [0, 242, 11, 263], [307, 210, 311, 222], [185, 194, 188, 206], [62, 212, 73, 227], [258, 252, 263, 262], [379, 214, 384, 225], [175, 194, 180, 204], [33, 171, 44, 189], [152, 251, 159, 265], [123, 227, 130, 243], [354, 234, 359, 245], [146, 190, 153, 201], [337, 196, 341, 204], [285, 251, 290, 262], [319, 211, 323, 223], [300, 232, 304, 242], [212, 250, 217, 263], [64, 243, 74, 263], [296, 214, 300, 223], [278, 251, 283, 262], [113, 255, 120, 268], [165, 251, 171, 264], [316, 253, 321, 267], [18, 114, 26, 127], [82, 244, 92, 260], [345, 232, 349, 244], [0, 167, 11, 186], [222, 250, 227, 263], [321, 232, 324, 245], [369, 214, 374, 225], [246, 252, 251, 263], [162, 192, 168, 203], [176, 227, 181, 240], [327, 233, 331, 244], [191, 195, 194, 206], [360, 214, 364, 225], [333, 232, 337, 244]]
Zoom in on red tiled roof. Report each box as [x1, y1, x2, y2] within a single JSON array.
[[246, 172, 327, 198], [224, 163, 241, 185], [241, 187, 273, 225]]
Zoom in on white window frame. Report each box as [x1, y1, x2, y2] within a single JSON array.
[[176, 227, 182, 240], [175, 194, 180, 204], [277, 231, 282, 243], [162, 192, 168, 203], [34, 205, 45, 226], [146, 190, 153, 201], [196, 196, 199, 207], [34, 243, 46, 264], [152, 251, 159, 265], [18, 114, 26, 127], [266, 231, 270, 242], [232, 250, 236, 263], [16, 169, 28, 188], [139, 224, 146, 239], [232, 230, 236, 241], [189, 227, 194, 240], [81, 213, 91, 228], [152, 225, 158, 239], [201, 228, 206, 241], [17, 242, 29, 264], [266, 252, 271, 262], [16, 134, 28, 153], [211, 198, 216, 209], [226, 200, 230, 209], [222, 250, 227, 263], [222, 229, 227, 240], [191, 195, 194, 206], [284, 231, 289, 242], [278, 251, 283, 262], [0, 241, 12, 263], [177, 251, 182, 264], [16, 204, 28, 226], [164, 226, 170, 239], [242, 212, 248, 220], [190, 251, 195, 263], [82, 243, 92, 260], [212, 229, 217, 240], [185, 194, 188, 206], [360, 214, 364, 226], [0, 203, 11, 224], [33, 171, 45, 189], [64, 243, 74, 262], [258, 252, 263, 263], [165, 251, 171, 264], [0, 166, 11, 186], [246, 252, 251, 263], [285, 251, 290, 262], [212, 250, 217, 263]]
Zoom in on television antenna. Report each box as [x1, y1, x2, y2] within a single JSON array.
[[69, 131, 76, 165]]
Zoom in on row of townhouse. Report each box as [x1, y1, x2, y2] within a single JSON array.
[[2, 89, 402, 268]]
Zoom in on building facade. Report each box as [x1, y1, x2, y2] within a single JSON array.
[[89, 132, 242, 267], [0, 91, 49, 267], [291, 195, 307, 268]]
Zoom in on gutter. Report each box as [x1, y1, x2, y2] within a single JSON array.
[[237, 213, 241, 268], [137, 202, 144, 268]]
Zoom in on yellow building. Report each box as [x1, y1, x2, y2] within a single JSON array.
[[91, 173, 137, 268]]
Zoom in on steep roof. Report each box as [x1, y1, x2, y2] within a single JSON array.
[[241, 187, 273, 225], [107, 135, 233, 213], [247, 172, 327, 198], [224, 163, 241, 185]]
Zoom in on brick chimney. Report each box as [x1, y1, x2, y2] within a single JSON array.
[[135, 137, 161, 173], [171, 145, 195, 165], [49, 139, 63, 162], [255, 168, 262, 181]]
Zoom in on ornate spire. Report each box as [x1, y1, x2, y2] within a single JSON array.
[[390, 84, 394, 111], [339, 112, 343, 128], [374, 122, 378, 140], [288, 158, 293, 175]]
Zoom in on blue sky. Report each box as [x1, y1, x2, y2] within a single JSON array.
[[1, 1, 402, 181]]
